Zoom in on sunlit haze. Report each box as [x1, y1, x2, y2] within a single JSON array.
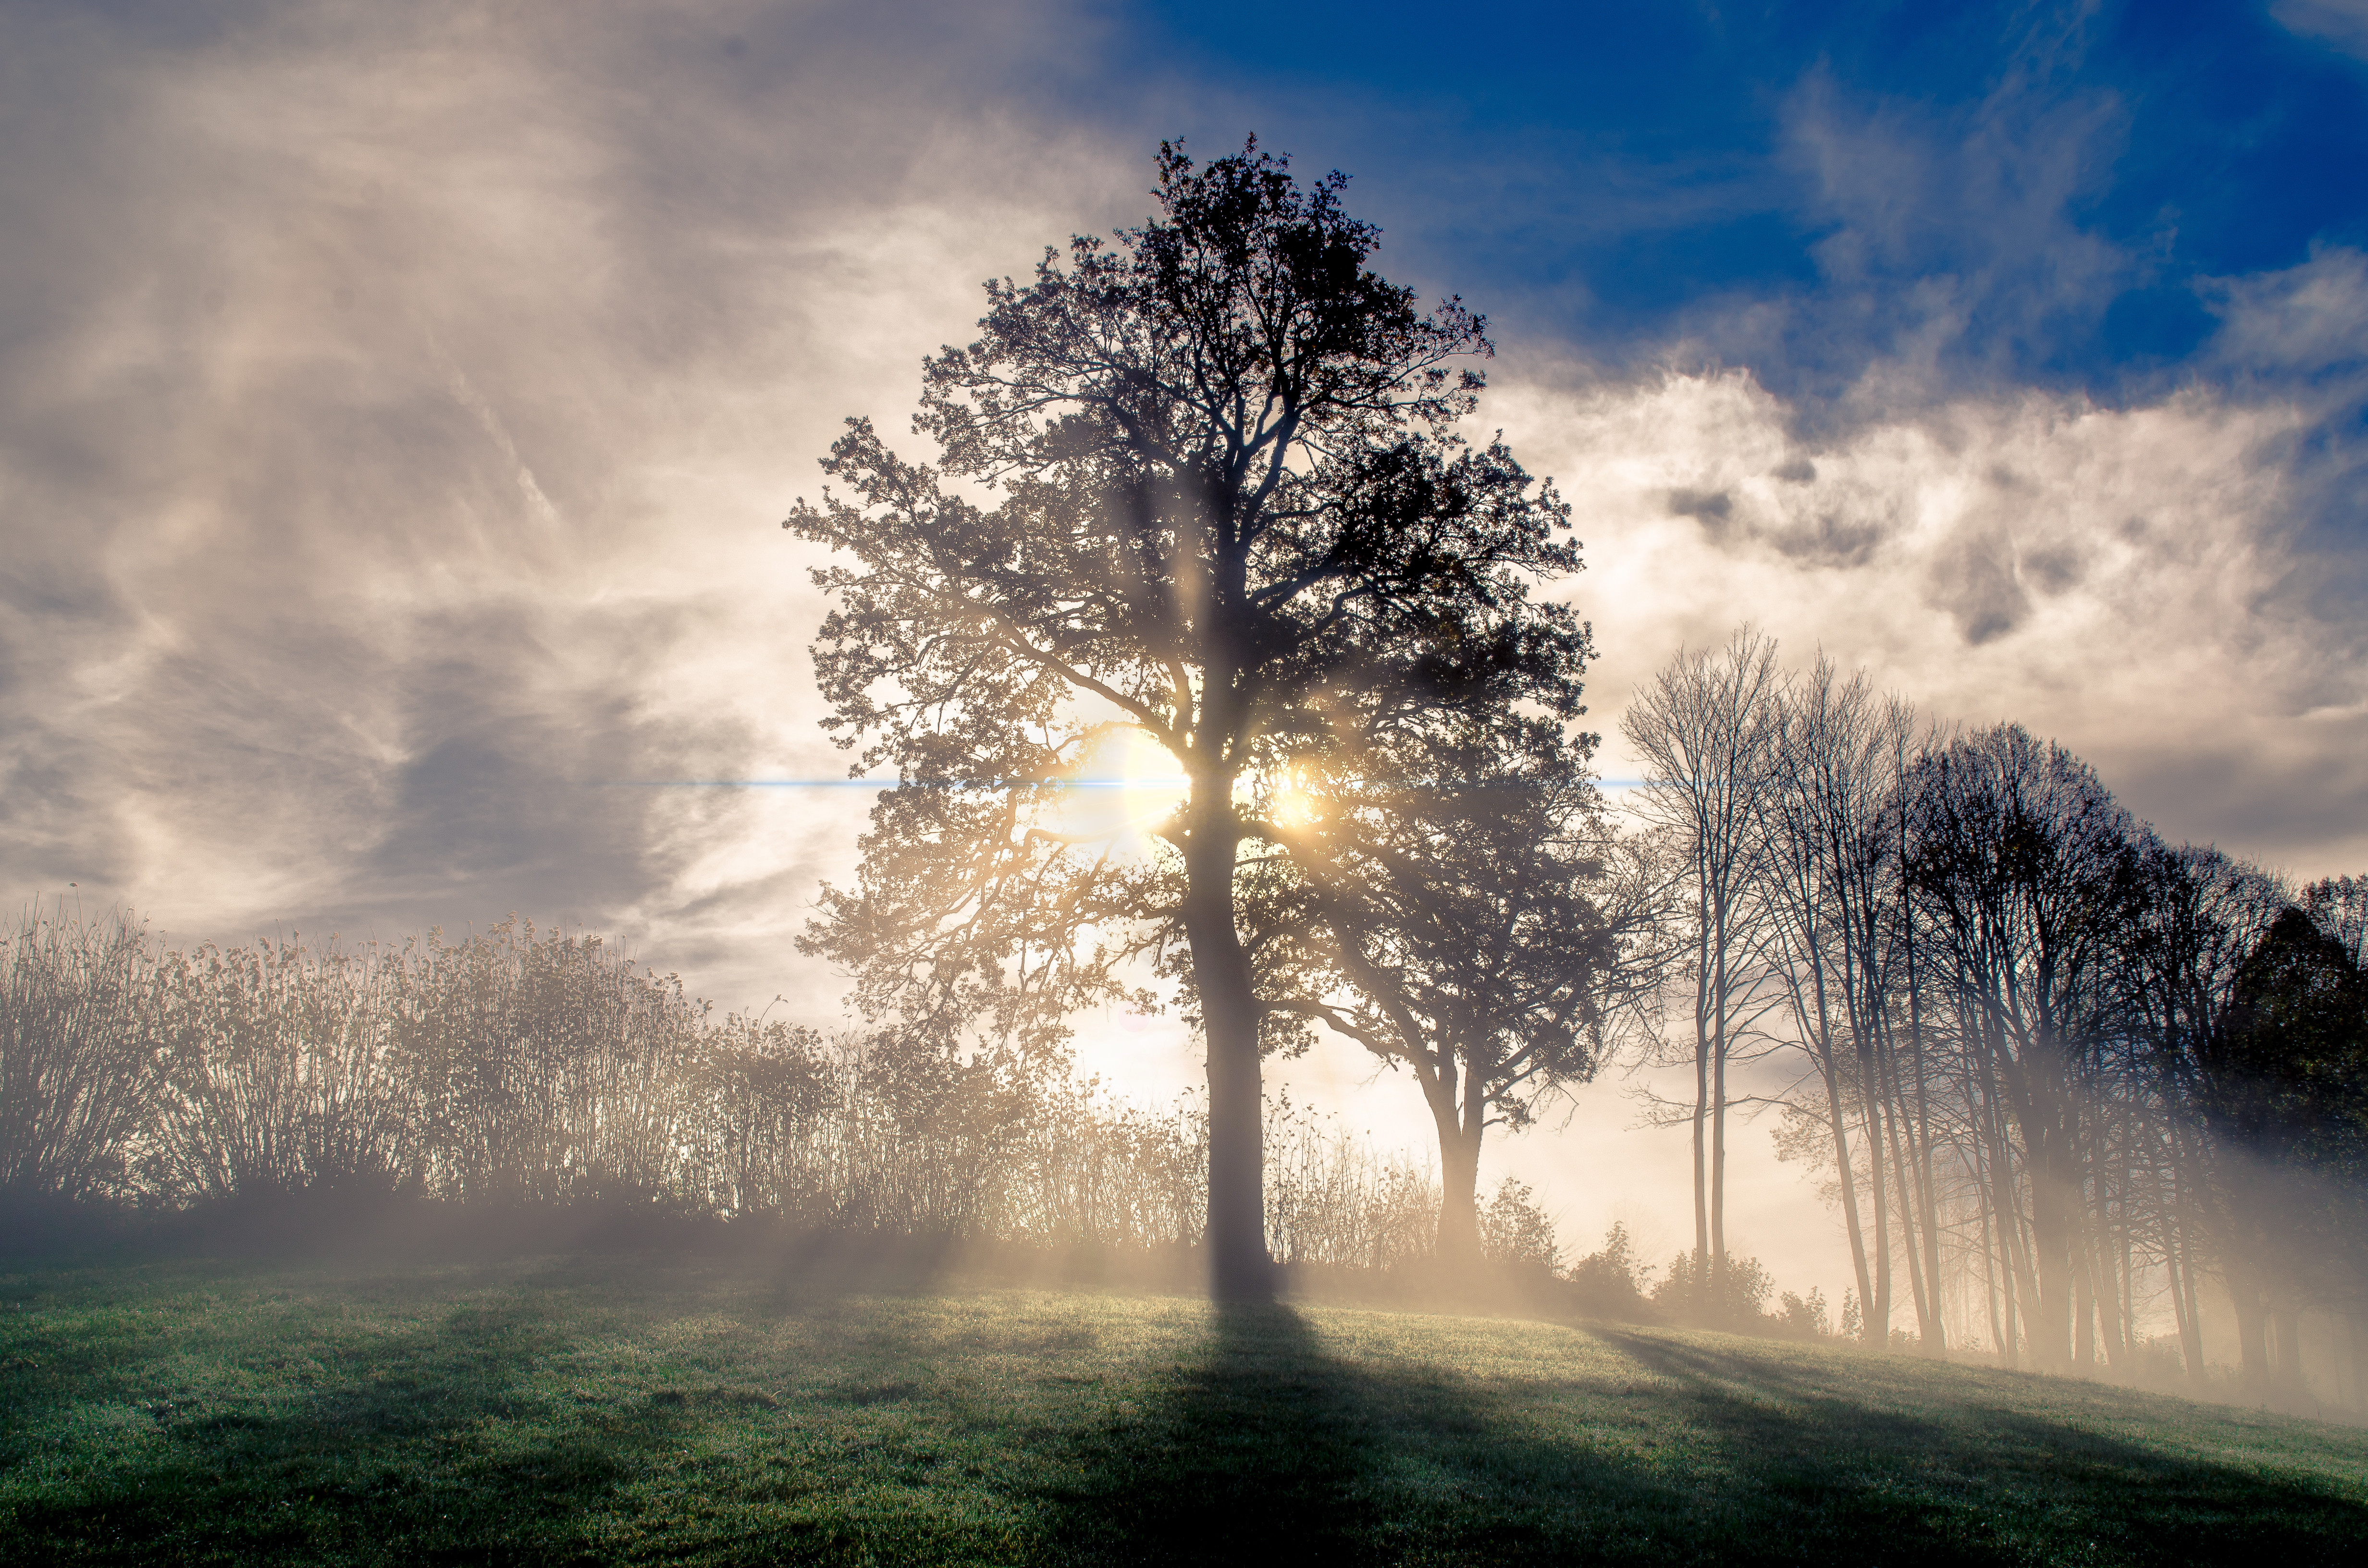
[[5, 0, 2365, 1320]]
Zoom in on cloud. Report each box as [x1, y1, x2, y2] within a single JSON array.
[[1490, 360, 2367, 873], [2205, 245, 2368, 378], [1736, 40, 2134, 398], [2275, 0, 2368, 61], [0, 0, 1147, 1010], [5, 3, 2361, 1000]]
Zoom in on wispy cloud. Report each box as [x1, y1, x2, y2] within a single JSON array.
[[2275, 0, 2368, 61], [0, 0, 1144, 1007]]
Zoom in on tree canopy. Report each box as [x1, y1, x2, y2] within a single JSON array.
[[787, 138, 1590, 1297], [1271, 710, 1614, 1262]]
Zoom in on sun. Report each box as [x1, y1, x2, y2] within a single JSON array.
[[1043, 726, 1188, 848], [1268, 764, 1315, 830]]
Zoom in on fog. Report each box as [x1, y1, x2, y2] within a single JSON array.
[[4, 2, 2365, 1327]]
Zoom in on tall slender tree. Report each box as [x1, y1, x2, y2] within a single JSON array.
[[788, 140, 1588, 1298], [1760, 657, 1921, 1347], [1624, 630, 1784, 1299]]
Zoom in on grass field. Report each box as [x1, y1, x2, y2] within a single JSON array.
[[2, 1251, 2364, 1565]]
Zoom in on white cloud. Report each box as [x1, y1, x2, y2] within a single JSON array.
[[0, 0, 1147, 1011], [2205, 245, 2368, 377], [2275, 0, 2368, 61], [1483, 362, 2367, 876]]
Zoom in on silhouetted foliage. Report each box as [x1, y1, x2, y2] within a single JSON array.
[[1477, 1177, 1563, 1273], [1653, 1249, 1776, 1329], [1271, 714, 1615, 1261], [2195, 908, 2368, 1392], [786, 137, 1587, 1298], [1564, 1221, 1656, 1320]]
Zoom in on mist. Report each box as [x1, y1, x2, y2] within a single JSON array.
[[4, 0, 2367, 1444]]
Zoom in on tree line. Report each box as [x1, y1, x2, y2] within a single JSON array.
[[0, 905, 1567, 1277], [1626, 629, 2368, 1401]]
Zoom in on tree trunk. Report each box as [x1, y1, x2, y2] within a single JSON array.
[[1434, 1098, 1483, 1269], [2074, 1257, 2096, 1374], [1823, 1053, 1877, 1347], [1904, 903, 1947, 1354], [2027, 1129, 2078, 1372], [2165, 1238, 2195, 1384], [2001, 1246, 2021, 1368], [1182, 793, 1270, 1303], [1691, 887, 1711, 1276], [2350, 1315, 2367, 1415], [2087, 1223, 2127, 1374], [1882, 1050, 1936, 1353], [1710, 966, 1728, 1307], [1863, 1055, 1891, 1348], [2229, 1274, 2271, 1401], [2117, 1190, 2135, 1369], [2271, 1304, 2306, 1406], [1975, 1156, 2006, 1361], [1893, 1122, 1933, 1348], [1987, 1112, 2042, 1369]]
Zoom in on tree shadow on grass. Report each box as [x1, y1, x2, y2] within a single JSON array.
[[1036, 1308, 2368, 1566], [11, 1274, 2367, 1566], [1588, 1327, 2368, 1564], [1035, 1299, 1381, 1564]]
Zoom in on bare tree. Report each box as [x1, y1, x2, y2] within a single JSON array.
[[2115, 841, 2282, 1387], [1622, 629, 1786, 1296], [1760, 657, 1927, 1347], [2303, 875, 2368, 969], [1906, 725, 2139, 1372]]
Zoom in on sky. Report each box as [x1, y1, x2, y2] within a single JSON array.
[[4, 0, 2366, 1319]]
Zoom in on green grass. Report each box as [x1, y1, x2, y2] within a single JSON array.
[[1, 1252, 2363, 1564]]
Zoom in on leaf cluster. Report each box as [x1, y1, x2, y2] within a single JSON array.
[[786, 138, 1593, 1057]]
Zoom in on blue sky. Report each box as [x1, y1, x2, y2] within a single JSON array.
[[1088, 1, 2368, 631], [2, 0, 2365, 1293], [1118, 1, 2367, 387]]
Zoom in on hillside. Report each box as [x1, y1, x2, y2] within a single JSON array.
[[1, 1254, 2362, 1564]]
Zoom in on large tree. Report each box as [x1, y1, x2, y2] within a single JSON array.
[[787, 140, 1588, 1298]]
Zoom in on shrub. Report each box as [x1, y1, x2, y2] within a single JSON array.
[[1265, 1092, 1438, 1270], [1479, 1178, 1563, 1273], [0, 903, 1524, 1274], [1652, 1250, 1776, 1328], [1565, 1222, 1655, 1320], [0, 903, 164, 1211], [1773, 1286, 1831, 1339]]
